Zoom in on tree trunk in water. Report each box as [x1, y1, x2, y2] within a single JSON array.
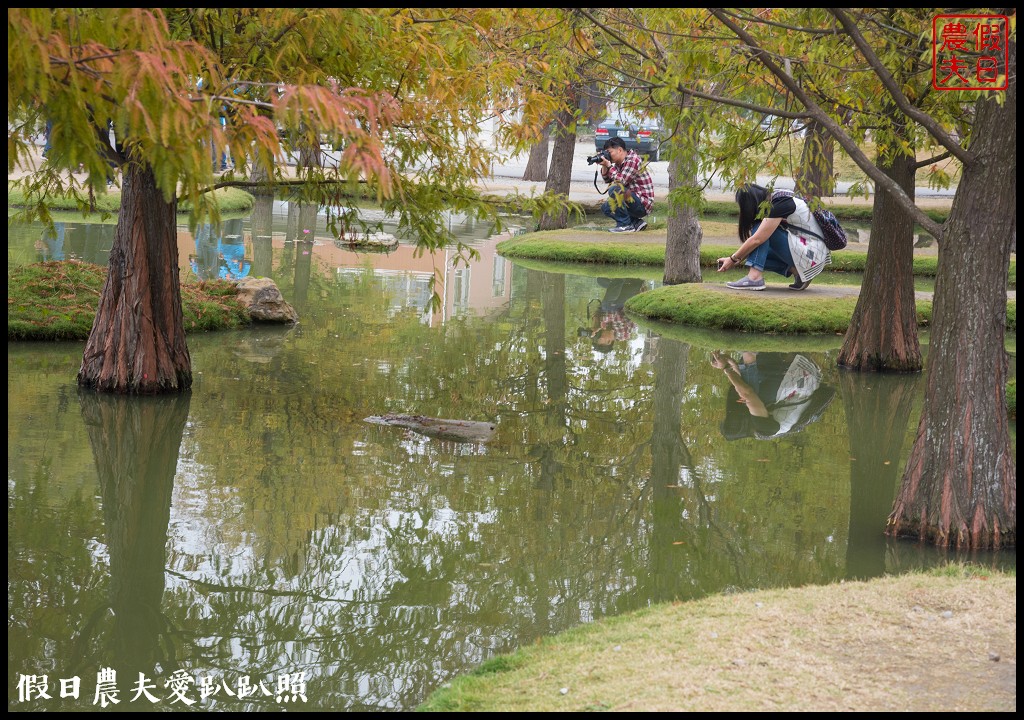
[[795, 120, 836, 197], [539, 107, 576, 231], [285, 200, 300, 243], [522, 125, 551, 182], [888, 43, 1016, 549], [840, 372, 919, 580], [249, 161, 275, 278], [78, 162, 191, 393], [837, 141, 921, 371]]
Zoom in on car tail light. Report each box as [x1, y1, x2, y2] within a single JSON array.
[[637, 130, 651, 139], [595, 128, 608, 136]]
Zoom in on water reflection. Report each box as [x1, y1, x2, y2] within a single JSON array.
[[191, 218, 249, 280], [713, 351, 836, 440], [40, 222, 66, 260], [579, 277, 649, 353], [82, 392, 189, 684], [839, 372, 920, 580], [7, 215, 1015, 712]]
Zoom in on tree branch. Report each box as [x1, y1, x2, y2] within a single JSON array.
[[829, 8, 973, 165], [913, 150, 953, 171], [725, 8, 844, 35], [707, 8, 945, 240], [575, 8, 658, 65]]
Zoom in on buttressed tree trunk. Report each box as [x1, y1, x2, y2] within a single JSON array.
[[888, 41, 1016, 549], [838, 123, 921, 372], [78, 161, 191, 393]]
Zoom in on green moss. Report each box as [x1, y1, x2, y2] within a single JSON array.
[[625, 283, 873, 334], [497, 232, 1014, 288], [7, 182, 256, 216], [497, 232, 666, 266], [8, 261, 250, 341], [636, 318, 845, 352]]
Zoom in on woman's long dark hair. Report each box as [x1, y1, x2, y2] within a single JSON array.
[[735, 184, 770, 242]]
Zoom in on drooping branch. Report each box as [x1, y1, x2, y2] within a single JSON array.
[[829, 8, 974, 165], [707, 9, 945, 241], [725, 8, 846, 36], [575, 8, 658, 65]]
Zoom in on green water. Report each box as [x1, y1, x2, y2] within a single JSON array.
[[7, 207, 1013, 711]]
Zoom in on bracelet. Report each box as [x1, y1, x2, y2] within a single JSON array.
[[731, 254, 741, 264]]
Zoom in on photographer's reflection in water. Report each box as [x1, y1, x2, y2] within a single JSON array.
[[579, 277, 647, 353], [712, 350, 835, 440]]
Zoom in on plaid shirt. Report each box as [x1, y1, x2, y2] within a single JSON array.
[[600, 310, 635, 340], [602, 150, 655, 212]]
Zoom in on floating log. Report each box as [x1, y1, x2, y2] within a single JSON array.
[[365, 414, 496, 443]]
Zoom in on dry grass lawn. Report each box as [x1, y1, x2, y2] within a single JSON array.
[[420, 568, 1015, 712]]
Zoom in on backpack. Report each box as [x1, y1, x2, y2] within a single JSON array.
[[771, 189, 848, 251]]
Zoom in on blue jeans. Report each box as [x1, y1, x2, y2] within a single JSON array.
[[745, 222, 795, 278], [601, 184, 647, 227]]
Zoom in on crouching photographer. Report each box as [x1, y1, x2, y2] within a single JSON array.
[[593, 137, 654, 233]]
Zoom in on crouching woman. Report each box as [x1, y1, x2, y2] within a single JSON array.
[[716, 184, 831, 291]]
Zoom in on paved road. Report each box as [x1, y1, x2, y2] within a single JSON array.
[[484, 138, 957, 204], [10, 137, 956, 208]]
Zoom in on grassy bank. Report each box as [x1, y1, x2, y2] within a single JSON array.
[[496, 231, 1016, 286], [695, 198, 951, 224], [8, 261, 250, 341], [626, 284, 1015, 334], [7, 182, 256, 216], [419, 565, 1015, 713]]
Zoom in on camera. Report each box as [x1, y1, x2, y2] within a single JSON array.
[[586, 150, 611, 165]]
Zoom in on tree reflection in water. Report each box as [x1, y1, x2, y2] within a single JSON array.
[[7, 249, 1013, 711]]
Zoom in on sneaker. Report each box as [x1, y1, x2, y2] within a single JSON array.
[[609, 224, 637, 233], [726, 276, 766, 291], [632, 219, 648, 232]]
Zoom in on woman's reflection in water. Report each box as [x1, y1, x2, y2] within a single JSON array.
[[711, 350, 835, 440]]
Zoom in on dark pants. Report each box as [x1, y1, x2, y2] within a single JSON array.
[[601, 184, 647, 227]]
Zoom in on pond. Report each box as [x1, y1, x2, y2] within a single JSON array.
[[7, 202, 1014, 711]]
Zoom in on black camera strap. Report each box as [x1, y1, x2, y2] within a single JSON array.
[[593, 171, 608, 194]]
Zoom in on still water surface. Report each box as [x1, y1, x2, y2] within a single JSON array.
[[7, 203, 1014, 711]]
